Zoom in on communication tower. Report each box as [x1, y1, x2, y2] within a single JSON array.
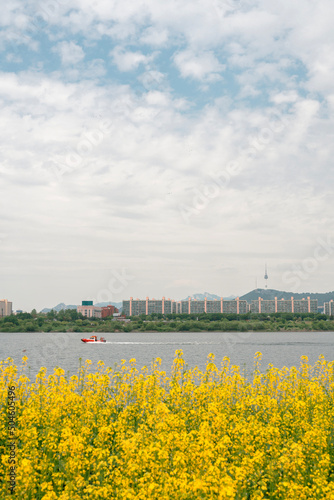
[[264, 264, 268, 289]]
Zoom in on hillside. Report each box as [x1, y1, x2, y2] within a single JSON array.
[[40, 302, 123, 313], [184, 292, 237, 301], [239, 289, 334, 307], [40, 303, 77, 313]]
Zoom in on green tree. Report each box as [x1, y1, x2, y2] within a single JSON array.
[[25, 322, 37, 332], [37, 317, 44, 327]]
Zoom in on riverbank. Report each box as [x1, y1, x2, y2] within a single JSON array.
[[2, 320, 334, 333], [1, 310, 333, 333]]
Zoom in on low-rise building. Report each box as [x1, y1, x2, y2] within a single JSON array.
[[77, 305, 98, 318], [77, 301, 119, 318], [101, 305, 119, 318], [94, 305, 119, 318]]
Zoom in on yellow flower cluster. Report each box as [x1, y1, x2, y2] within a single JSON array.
[[1, 351, 334, 499]]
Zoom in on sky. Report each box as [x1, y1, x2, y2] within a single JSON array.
[[1, 0, 334, 312]]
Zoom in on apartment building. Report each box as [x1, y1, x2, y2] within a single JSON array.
[[250, 297, 318, 314], [122, 296, 320, 317], [122, 297, 178, 316], [123, 297, 248, 316], [324, 300, 334, 316], [179, 297, 248, 314], [0, 299, 12, 317]]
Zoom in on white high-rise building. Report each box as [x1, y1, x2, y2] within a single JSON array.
[[0, 299, 12, 317], [324, 300, 334, 316]]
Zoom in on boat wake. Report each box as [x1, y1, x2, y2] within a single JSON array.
[[104, 341, 218, 345]]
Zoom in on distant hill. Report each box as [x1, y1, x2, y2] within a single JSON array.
[[239, 289, 334, 307], [40, 301, 123, 313], [184, 292, 237, 301], [183, 289, 334, 307], [40, 303, 77, 313]]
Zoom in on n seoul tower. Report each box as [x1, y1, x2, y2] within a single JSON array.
[[264, 264, 268, 289]]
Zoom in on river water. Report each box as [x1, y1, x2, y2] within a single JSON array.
[[1, 330, 334, 378]]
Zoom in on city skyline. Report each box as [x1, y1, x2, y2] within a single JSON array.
[[5, 283, 334, 314], [1, 1, 334, 312]]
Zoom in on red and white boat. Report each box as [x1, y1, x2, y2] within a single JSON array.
[[81, 335, 106, 343]]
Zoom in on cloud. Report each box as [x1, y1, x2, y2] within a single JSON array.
[[140, 26, 169, 46], [137, 70, 168, 92], [173, 49, 225, 81], [2, 0, 334, 310], [110, 46, 154, 72], [54, 41, 85, 66]]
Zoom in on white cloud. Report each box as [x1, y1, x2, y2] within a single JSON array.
[[140, 26, 169, 46], [173, 50, 224, 81], [110, 46, 154, 72], [137, 70, 167, 92], [55, 41, 85, 66], [2, 0, 334, 310]]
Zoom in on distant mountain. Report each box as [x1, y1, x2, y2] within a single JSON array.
[[40, 303, 77, 313], [239, 288, 334, 307], [184, 292, 237, 301], [40, 301, 123, 313], [182, 289, 334, 307]]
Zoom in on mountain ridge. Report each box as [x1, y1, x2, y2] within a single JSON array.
[[40, 302, 123, 313], [184, 290, 334, 306], [184, 292, 237, 301], [239, 289, 334, 307]]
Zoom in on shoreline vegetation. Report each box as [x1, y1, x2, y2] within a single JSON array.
[[1, 310, 334, 333], [1, 352, 334, 498]]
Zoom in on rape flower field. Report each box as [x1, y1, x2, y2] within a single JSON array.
[[1, 351, 334, 499]]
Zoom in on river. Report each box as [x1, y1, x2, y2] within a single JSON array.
[[1, 330, 334, 378]]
